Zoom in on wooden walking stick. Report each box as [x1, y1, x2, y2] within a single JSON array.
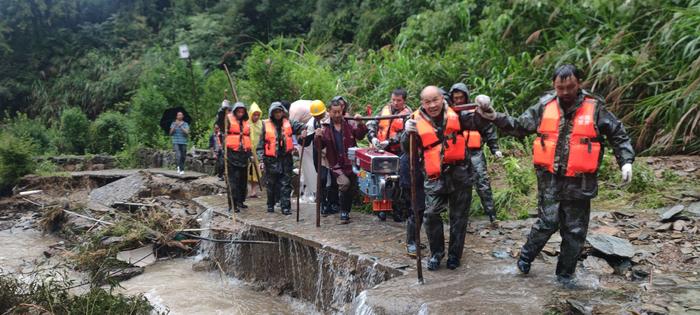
[[296, 132, 307, 222], [315, 132, 322, 228], [222, 104, 236, 224], [410, 127, 424, 284], [222, 64, 239, 102]]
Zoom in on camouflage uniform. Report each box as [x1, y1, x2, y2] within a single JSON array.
[[491, 90, 635, 278]]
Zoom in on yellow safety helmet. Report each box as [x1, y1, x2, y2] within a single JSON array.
[[310, 100, 326, 116]]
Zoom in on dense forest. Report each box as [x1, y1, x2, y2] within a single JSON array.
[[1, 0, 699, 192]]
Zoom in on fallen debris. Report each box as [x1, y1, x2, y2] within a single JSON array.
[[116, 245, 156, 267], [586, 233, 635, 258], [660, 205, 684, 222]]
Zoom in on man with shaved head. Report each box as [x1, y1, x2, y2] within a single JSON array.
[[401, 85, 491, 271]]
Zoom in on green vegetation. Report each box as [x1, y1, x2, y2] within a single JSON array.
[[59, 108, 91, 154], [90, 111, 130, 155], [1, 0, 698, 160], [0, 133, 35, 195], [0, 0, 698, 204], [0, 271, 153, 315]]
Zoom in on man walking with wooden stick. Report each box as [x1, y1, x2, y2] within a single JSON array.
[[402, 86, 491, 271]]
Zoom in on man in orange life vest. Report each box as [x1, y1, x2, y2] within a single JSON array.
[[477, 64, 635, 286], [221, 101, 253, 213], [402, 85, 491, 270], [256, 101, 307, 215], [366, 88, 413, 222], [449, 83, 502, 223]]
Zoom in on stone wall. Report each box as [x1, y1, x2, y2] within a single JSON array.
[[133, 147, 218, 175], [208, 225, 401, 312], [35, 155, 117, 172]]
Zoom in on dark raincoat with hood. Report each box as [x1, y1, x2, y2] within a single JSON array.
[[221, 102, 251, 209], [449, 82, 500, 218], [256, 102, 306, 212], [400, 103, 490, 265]]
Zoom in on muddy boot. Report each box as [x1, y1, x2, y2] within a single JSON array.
[[282, 208, 292, 215], [238, 202, 248, 209], [234, 206, 240, 213], [406, 243, 417, 257], [377, 212, 387, 221], [340, 212, 350, 224], [427, 254, 442, 271], [517, 259, 531, 274], [267, 206, 274, 213], [446, 255, 460, 270], [488, 214, 496, 224], [556, 275, 577, 289], [393, 210, 404, 222]]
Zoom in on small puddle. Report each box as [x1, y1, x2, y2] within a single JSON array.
[[119, 258, 317, 314]]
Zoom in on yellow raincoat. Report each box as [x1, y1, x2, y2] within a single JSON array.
[[248, 102, 263, 183]]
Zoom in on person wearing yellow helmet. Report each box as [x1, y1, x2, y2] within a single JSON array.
[[301, 100, 338, 214]]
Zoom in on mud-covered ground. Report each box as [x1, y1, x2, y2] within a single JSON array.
[[0, 156, 698, 314]]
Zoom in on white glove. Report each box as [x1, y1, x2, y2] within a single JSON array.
[[405, 119, 417, 133], [379, 140, 389, 149], [621, 163, 633, 183], [371, 138, 381, 148], [494, 151, 503, 159]]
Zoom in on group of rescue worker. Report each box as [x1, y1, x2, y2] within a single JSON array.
[[213, 64, 635, 286]]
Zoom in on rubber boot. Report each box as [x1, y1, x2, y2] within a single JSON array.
[[517, 258, 531, 274], [446, 255, 460, 270], [427, 254, 442, 271], [340, 212, 350, 224]]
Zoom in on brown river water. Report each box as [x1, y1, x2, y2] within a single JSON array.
[[0, 227, 316, 315]]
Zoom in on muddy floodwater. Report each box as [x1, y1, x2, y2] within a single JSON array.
[[0, 227, 59, 273], [0, 226, 315, 315], [119, 258, 316, 315]]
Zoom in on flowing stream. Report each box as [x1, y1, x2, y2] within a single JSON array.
[[118, 258, 316, 315]]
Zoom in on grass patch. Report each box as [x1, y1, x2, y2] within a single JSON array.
[[0, 271, 154, 315]]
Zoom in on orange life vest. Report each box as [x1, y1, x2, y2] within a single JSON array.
[[533, 97, 601, 176], [415, 106, 466, 179], [263, 119, 294, 157], [377, 105, 410, 141], [461, 108, 482, 149], [225, 113, 251, 152]]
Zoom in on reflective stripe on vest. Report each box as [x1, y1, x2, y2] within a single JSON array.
[[225, 114, 251, 152], [263, 119, 294, 157], [377, 105, 409, 142], [415, 106, 465, 179], [532, 97, 601, 176]]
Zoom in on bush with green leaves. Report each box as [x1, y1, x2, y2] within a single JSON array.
[[0, 133, 36, 195], [1, 113, 57, 155], [90, 111, 130, 155], [128, 86, 169, 148], [58, 108, 90, 154], [0, 271, 153, 315]]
